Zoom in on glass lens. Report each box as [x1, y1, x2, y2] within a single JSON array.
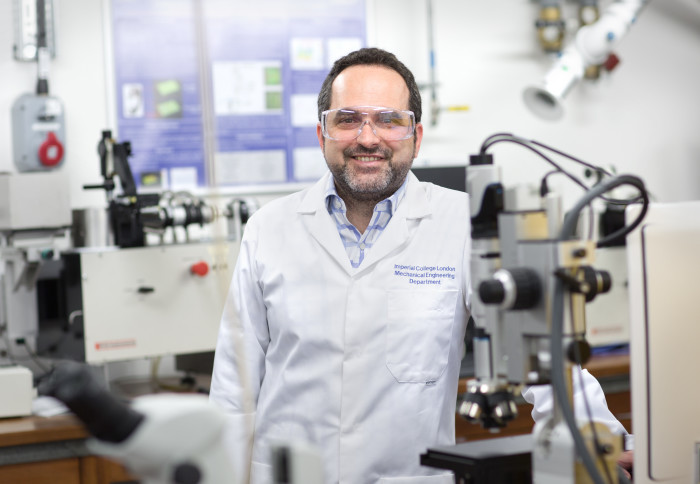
[[323, 107, 414, 140]]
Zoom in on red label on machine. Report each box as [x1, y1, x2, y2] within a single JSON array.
[[95, 339, 137, 351]]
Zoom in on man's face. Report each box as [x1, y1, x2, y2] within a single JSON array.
[[317, 65, 423, 203]]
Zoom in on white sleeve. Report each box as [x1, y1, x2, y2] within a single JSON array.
[[521, 367, 629, 440], [209, 218, 270, 478]]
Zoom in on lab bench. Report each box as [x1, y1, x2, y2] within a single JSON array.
[[0, 414, 135, 484]]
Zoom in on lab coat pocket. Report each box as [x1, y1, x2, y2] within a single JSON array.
[[386, 289, 458, 383]]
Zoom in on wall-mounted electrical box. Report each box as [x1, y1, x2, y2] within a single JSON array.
[[13, 0, 56, 61], [11, 93, 66, 171]]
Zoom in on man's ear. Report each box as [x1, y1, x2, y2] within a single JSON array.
[[317, 123, 325, 150], [413, 123, 424, 158]]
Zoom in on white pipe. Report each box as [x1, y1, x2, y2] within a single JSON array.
[[524, 0, 648, 121]]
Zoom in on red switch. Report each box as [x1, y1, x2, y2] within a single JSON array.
[[603, 53, 621, 72], [190, 261, 209, 277], [38, 131, 64, 167]]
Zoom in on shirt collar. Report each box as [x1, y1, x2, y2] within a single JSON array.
[[325, 176, 408, 215]]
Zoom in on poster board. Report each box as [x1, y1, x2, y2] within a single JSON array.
[[110, 0, 365, 190]]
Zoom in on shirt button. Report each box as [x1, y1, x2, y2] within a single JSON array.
[[359, 243, 366, 250]]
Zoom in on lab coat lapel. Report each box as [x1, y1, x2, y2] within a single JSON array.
[[297, 173, 354, 275], [354, 172, 432, 276]]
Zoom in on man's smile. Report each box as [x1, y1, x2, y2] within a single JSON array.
[[354, 155, 384, 162]]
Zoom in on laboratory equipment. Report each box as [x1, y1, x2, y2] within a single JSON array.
[[0, 171, 72, 359], [584, 246, 629, 347], [0, 366, 33, 418], [0, 131, 254, 369], [422, 133, 648, 483], [40, 361, 325, 484], [40, 360, 238, 484], [83, 131, 251, 248], [625, 201, 700, 484], [32, 131, 256, 363], [37, 241, 238, 364], [0, 171, 71, 231], [524, 0, 648, 120]]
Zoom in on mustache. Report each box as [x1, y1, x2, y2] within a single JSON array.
[[344, 146, 392, 158]]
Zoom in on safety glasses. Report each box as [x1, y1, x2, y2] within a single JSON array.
[[320, 106, 416, 141]]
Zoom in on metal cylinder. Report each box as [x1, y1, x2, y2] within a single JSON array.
[[72, 208, 114, 248]]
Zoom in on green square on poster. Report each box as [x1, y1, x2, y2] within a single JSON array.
[[265, 66, 282, 86], [156, 80, 180, 96], [266, 91, 283, 110], [157, 99, 182, 117]]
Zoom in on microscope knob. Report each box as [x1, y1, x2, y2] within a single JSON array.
[[479, 268, 541, 309], [508, 267, 541, 309], [581, 266, 612, 302], [173, 462, 202, 484], [479, 279, 505, 304]]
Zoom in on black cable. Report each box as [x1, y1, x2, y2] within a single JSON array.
[[479, 132, 516, 153], [486, 136, 621, 243], [530, 140, 645, 206], [560, 175, 648, 248], [482, 138, 590, 191], [530, 139, 612, 177], [483, 134, 644, 208]]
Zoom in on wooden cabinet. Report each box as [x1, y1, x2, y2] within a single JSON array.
[[0, 414, 137, 484]]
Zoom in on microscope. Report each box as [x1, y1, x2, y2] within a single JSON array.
[[424, 134, 647, 484]]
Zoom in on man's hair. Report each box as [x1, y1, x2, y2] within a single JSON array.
[[317, 47, 422, 123]]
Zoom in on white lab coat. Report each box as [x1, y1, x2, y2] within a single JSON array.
[[211, 171, 470, 484], [210, 171, 627, 484]]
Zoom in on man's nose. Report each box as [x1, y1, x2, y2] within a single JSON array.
[[355, 120, 381, 146]]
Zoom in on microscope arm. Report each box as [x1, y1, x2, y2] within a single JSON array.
[[40, 361, 237, 484]]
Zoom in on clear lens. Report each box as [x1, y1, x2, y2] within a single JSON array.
[[322, 106, 415, 141]]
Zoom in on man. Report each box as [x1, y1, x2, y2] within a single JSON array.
[[210, 47, 628, 483]]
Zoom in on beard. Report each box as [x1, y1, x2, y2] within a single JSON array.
[[327, 144, 414, 203]]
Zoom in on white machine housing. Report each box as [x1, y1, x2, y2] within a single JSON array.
[[0, 365, 33, 418], [627, 201, 700, 484], [72, 241, 238, 363], [0, 172, 71, 230]]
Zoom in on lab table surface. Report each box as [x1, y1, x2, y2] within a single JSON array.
[[0, 414, 136, 484]]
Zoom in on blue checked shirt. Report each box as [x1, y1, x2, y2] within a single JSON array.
[[325, 177, 408, 268]]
